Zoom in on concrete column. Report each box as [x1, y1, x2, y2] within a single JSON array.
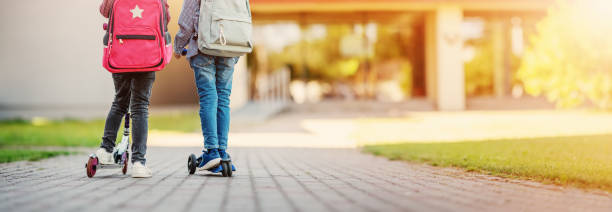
[[491, 18, 506, 98], [425, 12, 438, 103], [434, 6, 465, 110]]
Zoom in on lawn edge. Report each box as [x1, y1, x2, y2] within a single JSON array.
[[362, 146, 612, 194]]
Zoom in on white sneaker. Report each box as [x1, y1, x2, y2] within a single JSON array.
[[95, 148, 114, 165], [131, 162, 152, 178]]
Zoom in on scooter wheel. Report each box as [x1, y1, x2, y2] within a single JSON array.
[[86, 157, 98, 178], [221, 161, 230, 177], [227, 162, 233, 177], [188, 154, 197, 175], [122, 152, 129, 175]]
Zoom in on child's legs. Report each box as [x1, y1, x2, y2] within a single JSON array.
[[100, 73, 132, 153], [214, 57, 237, 150], [129, 72, 155, 164], [190, 54, 220, 149]]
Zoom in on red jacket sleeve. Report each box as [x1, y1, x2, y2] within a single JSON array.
[[99, 0, 114, 18]]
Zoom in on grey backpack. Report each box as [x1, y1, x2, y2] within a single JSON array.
[[198, 0, 253, 57]]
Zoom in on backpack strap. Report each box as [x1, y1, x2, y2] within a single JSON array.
[[159, 0, 172, 45], [159, 0, 168, 32]]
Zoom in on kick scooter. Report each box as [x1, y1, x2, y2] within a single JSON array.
[[85, 113, 131, 178], [186, 153, 234, 177]]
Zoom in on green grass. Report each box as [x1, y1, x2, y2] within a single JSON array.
[[363, 135, 612, 192], [149, 112, 200, 132], [0, 149, 74, 163], [0, 112, 199, 147]]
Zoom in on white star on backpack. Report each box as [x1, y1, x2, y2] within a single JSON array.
[[130, 5, 143, 19]]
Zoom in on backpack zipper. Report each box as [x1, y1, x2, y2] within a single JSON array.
[[116, 35, 156, 40]]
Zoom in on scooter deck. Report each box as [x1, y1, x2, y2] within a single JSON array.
[[97, 164, 125, 169]]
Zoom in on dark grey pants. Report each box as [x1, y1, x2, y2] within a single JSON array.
[[100, 72, 155, 164]]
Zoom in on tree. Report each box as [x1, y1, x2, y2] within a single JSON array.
[[464, 26, 494, 97], [517, 0, 612, 108]]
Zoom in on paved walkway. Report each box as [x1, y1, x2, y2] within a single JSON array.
[[151, 102, 612, 148], [1, 147, 612, 212]]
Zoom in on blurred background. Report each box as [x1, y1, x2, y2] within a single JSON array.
[[1, 0, 612, 191], [5, 0, 607, 118]]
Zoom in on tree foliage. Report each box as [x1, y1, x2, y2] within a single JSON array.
[[464, 29, 494, 96], [517, 0, 612, 108], [268, 24, 414, 85]]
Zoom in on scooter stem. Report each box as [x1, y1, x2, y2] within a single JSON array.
[[123, 113, 130, 136], [116, 113, 131, 155]]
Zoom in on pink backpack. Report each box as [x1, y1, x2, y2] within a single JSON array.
[[102, 0, 172, 73]]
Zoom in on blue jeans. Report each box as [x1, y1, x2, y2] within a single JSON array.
[[189, 53, 238, 150]]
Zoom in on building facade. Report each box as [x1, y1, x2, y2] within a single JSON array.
[[0, 0, 554, 119], [250, 0, 554, 110]]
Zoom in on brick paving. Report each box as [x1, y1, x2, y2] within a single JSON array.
[[1, 147, 611, 212]]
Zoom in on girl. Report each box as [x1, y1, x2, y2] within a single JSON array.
[[95, 0, 170, 178]]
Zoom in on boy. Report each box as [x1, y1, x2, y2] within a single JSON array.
[[174, 0, 242, 170], [95, 0, 170, 178]]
